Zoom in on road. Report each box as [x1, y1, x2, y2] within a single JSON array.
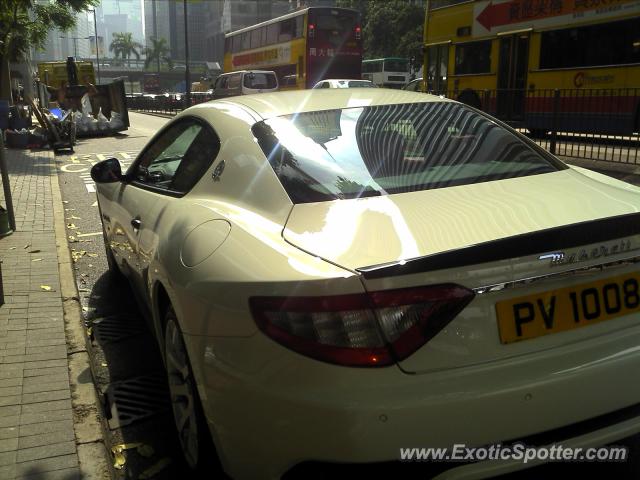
[[55, 111, 640, 480], [55, 112, 189, 479]]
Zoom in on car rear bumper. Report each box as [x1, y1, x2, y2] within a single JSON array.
[[184, 324, 640, 479]]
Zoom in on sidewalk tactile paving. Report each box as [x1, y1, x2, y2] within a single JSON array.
[[0, 149, 80, 479]]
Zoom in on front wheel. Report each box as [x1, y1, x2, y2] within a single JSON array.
[[164, 308, 220, 473]]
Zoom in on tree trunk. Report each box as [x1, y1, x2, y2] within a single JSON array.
[[0, 56, 14, 103]]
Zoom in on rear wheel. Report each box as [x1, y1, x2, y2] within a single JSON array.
[[164, 308, 220, 473], [104, 241, 119, 275]]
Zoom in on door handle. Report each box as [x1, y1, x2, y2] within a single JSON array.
[[131, 218, 142, 230]]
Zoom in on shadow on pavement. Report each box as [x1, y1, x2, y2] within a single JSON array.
[[85, 271, 191, 478]]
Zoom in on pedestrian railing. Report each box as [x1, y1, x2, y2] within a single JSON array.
[[129, 87, 640, 164], [127, 92, 214, 115], [432, 87, 640, 164]]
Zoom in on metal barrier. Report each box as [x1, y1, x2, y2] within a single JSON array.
[[439, 87, 640, 164], [127, 92, 214, 115], [129, 87, 640, 164]]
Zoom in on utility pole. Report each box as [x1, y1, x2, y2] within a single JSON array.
[[183, 0, 191, 109], [90, 9, 101, 84], [0, 135, 16, 233], [423, 0, 431, 92], [152, 0, 160, 74]]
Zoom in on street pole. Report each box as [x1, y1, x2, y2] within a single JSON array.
[[183, 0, 191, 109], [0, 135, 16, 232], [423, 0, 430, 93], [91, 9, 101, 84], [153, 0, 160, 74]]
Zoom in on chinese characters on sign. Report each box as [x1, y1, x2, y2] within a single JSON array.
[[474, 0, 635, 32]]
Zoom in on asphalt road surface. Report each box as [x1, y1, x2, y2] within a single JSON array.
[[55, 112, 190, 479], [54, 111, 640, 480]]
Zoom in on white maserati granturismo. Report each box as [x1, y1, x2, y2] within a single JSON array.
[[91, 89, 640, 479]]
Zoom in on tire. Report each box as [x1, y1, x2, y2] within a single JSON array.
[[104, 239, 119, 275], [164, 308, 221, 474], [97, 204, 122, 280]]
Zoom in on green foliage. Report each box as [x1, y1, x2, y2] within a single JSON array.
[[0, 0, 98, 62], [335, 0, 424, 71], [143, 37, 173, 71], [109, 31, 143, 65]]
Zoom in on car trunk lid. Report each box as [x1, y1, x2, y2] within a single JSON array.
[[283, 169, 640, 372]]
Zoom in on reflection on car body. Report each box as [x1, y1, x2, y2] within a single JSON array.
[[91, 89, 640, 480]]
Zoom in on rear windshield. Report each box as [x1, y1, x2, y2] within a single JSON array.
[[244, 73, 277, 89], [251, 102, 565, 204], [347, 80, 376, 88]]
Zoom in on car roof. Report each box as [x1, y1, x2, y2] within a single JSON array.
[[319, 79, 374, 86], [219, 70, 276, 76], [198, 88, 448, 121]]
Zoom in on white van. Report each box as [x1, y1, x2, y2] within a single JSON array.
[[212, 70, 279, 99]]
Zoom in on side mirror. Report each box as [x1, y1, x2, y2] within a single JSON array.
[[91, 158, 123, 183]]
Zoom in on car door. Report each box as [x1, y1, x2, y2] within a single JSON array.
[[118, 117, 221, 306]]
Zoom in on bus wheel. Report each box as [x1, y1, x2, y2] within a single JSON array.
[[457, 89, 482, 109]]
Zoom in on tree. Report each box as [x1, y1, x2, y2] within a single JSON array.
[[109, 32, 143, 67], [143, 37, 173, 72], [0, 0, 98, 101], [336, 0, 424, 73]]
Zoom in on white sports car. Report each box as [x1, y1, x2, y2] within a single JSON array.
[[91, 89, 640, 479]]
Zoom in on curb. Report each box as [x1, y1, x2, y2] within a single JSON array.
[[50, 154, 113, 479], [130, 110, 176, 119]]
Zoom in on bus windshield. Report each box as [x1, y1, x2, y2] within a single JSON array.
[[314, 10, 359, 32], [384, 59, 409, 72], [309, 9, 359, 47]]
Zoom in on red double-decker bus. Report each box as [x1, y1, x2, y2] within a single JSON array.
[[224, 7, 363, 89]]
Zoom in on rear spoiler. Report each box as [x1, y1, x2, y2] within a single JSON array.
[[356, 212, 640, 279]]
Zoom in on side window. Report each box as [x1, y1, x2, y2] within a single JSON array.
[[241, 32, 250, 50], [228, 73, 242, 89], [132, 120, 220, 194], [279, 19, 294, 42], [455, 40, 492, 75], [295, 16, 303, 38], [250, 29, 261, 49], [266, 23, 278, 44]]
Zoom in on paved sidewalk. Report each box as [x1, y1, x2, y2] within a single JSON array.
[[0, 148, 109, 479]]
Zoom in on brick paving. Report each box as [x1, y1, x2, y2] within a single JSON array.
[[0, 148, 80, 480]]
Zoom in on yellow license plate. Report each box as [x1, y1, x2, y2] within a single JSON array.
[[496, 271, 640, 344]]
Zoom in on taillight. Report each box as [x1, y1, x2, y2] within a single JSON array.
[[250, 284, 474, 367], [308, 23, 315, 38], [355, 25, 361, 40]]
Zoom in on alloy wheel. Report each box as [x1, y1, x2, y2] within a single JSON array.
[[165, 316, 200, 469]]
